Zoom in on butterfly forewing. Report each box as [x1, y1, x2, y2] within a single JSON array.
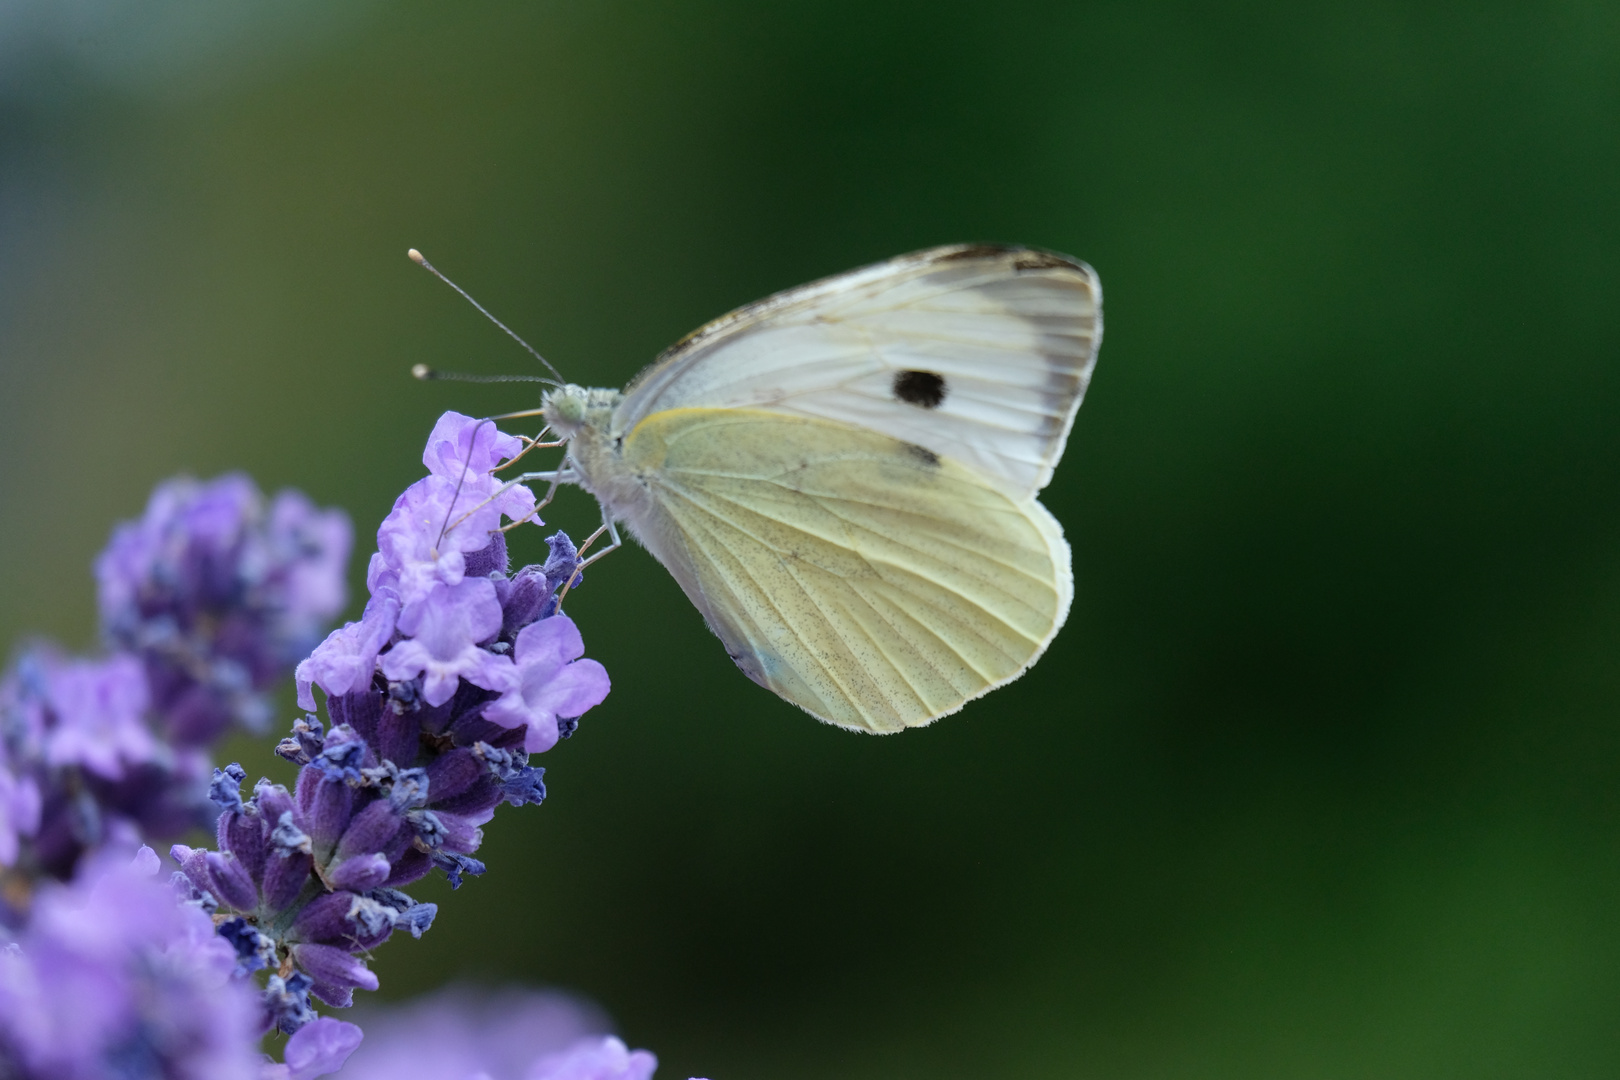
[[615, 408, 1073, 732], [612, 244, 1102, 499]]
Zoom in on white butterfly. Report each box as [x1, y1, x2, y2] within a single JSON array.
[[524, 244, 1102, 734]]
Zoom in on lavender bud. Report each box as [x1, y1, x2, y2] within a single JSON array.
[[335, 800, 407, 865], [424, 748, 483, 803], [170, 843, 213, 897], [293, 714, 327, 758], [462, 531, 509, 579], [256, 778, 295, 824], [292, 891, 363, 945], [307, 776, 356, 858], [314, 726, 366, 782], [542, 531, 580, 593], [205, 849, 260, 911], [309, 982, 356, 1009], [262, 848, 315, 914], [221, 805, 268, 887], [382, 848, 433, 888], [427, 810, 482, 853], [290, 943, 379, 993], [275, 737, 309, 765], [406, 809, 446, 849], [373, 707, 421, 771], [330, 851, 391, 892], [499, 564, 554, 637]]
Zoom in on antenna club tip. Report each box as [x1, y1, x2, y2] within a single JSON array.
[[407, 248, 426, 265], [411, 364, 434, 381]]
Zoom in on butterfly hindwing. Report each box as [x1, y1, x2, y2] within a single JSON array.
[[615, 407, 1073, 732]]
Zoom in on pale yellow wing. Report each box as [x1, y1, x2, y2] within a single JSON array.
[[617, 407, 1072, 733]]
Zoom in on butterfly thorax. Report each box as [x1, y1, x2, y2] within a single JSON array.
[[540, 384, 657, 526]]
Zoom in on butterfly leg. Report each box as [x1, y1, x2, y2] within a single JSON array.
[[496, 461, 581, 533], [555, 511, 620, 606], [515, 461, 581, 510], [499, 427, 567, 471], [577, 514, 621, 569]]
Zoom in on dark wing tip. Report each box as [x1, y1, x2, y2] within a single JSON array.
[[927, 243, 1089, 274]]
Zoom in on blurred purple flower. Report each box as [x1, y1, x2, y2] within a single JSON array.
[[0, 648, 211, 880], [341, 984, 662, 1080], [36, 653, 157, 780], [531, 1038, 660, 1080], [0, 752, 41, 867], [96, 474, 351, 743], [0, 845, 262, 1080], [260, 1017, 363, 1080]]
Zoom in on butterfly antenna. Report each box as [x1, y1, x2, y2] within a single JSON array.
[[408, 248, 566, 386], [412, 365, 553, 384]]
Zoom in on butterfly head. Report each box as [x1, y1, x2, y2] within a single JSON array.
[[540, 384, 623, 440]]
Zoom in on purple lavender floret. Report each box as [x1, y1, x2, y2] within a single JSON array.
[[0, 845, 263, 1080], [97, 474, 351, 745], [190, 413, 609, 1024], [0, 648, 212, 883]]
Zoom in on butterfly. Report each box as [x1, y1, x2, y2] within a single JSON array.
[[439, 244, 1102, 734]]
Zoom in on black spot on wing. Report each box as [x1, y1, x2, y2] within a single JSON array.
[[893, 370, 947, 409], [904, 443, 941, 467]]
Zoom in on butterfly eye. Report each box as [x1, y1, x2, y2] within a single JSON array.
[[893, 370, 947, 409], [552, 393, 586, 424]]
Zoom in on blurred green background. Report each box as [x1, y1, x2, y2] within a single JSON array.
[[4, 2, 1620, 1077]]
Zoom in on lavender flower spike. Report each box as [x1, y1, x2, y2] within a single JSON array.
[[192, 411, 606, 1029]]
